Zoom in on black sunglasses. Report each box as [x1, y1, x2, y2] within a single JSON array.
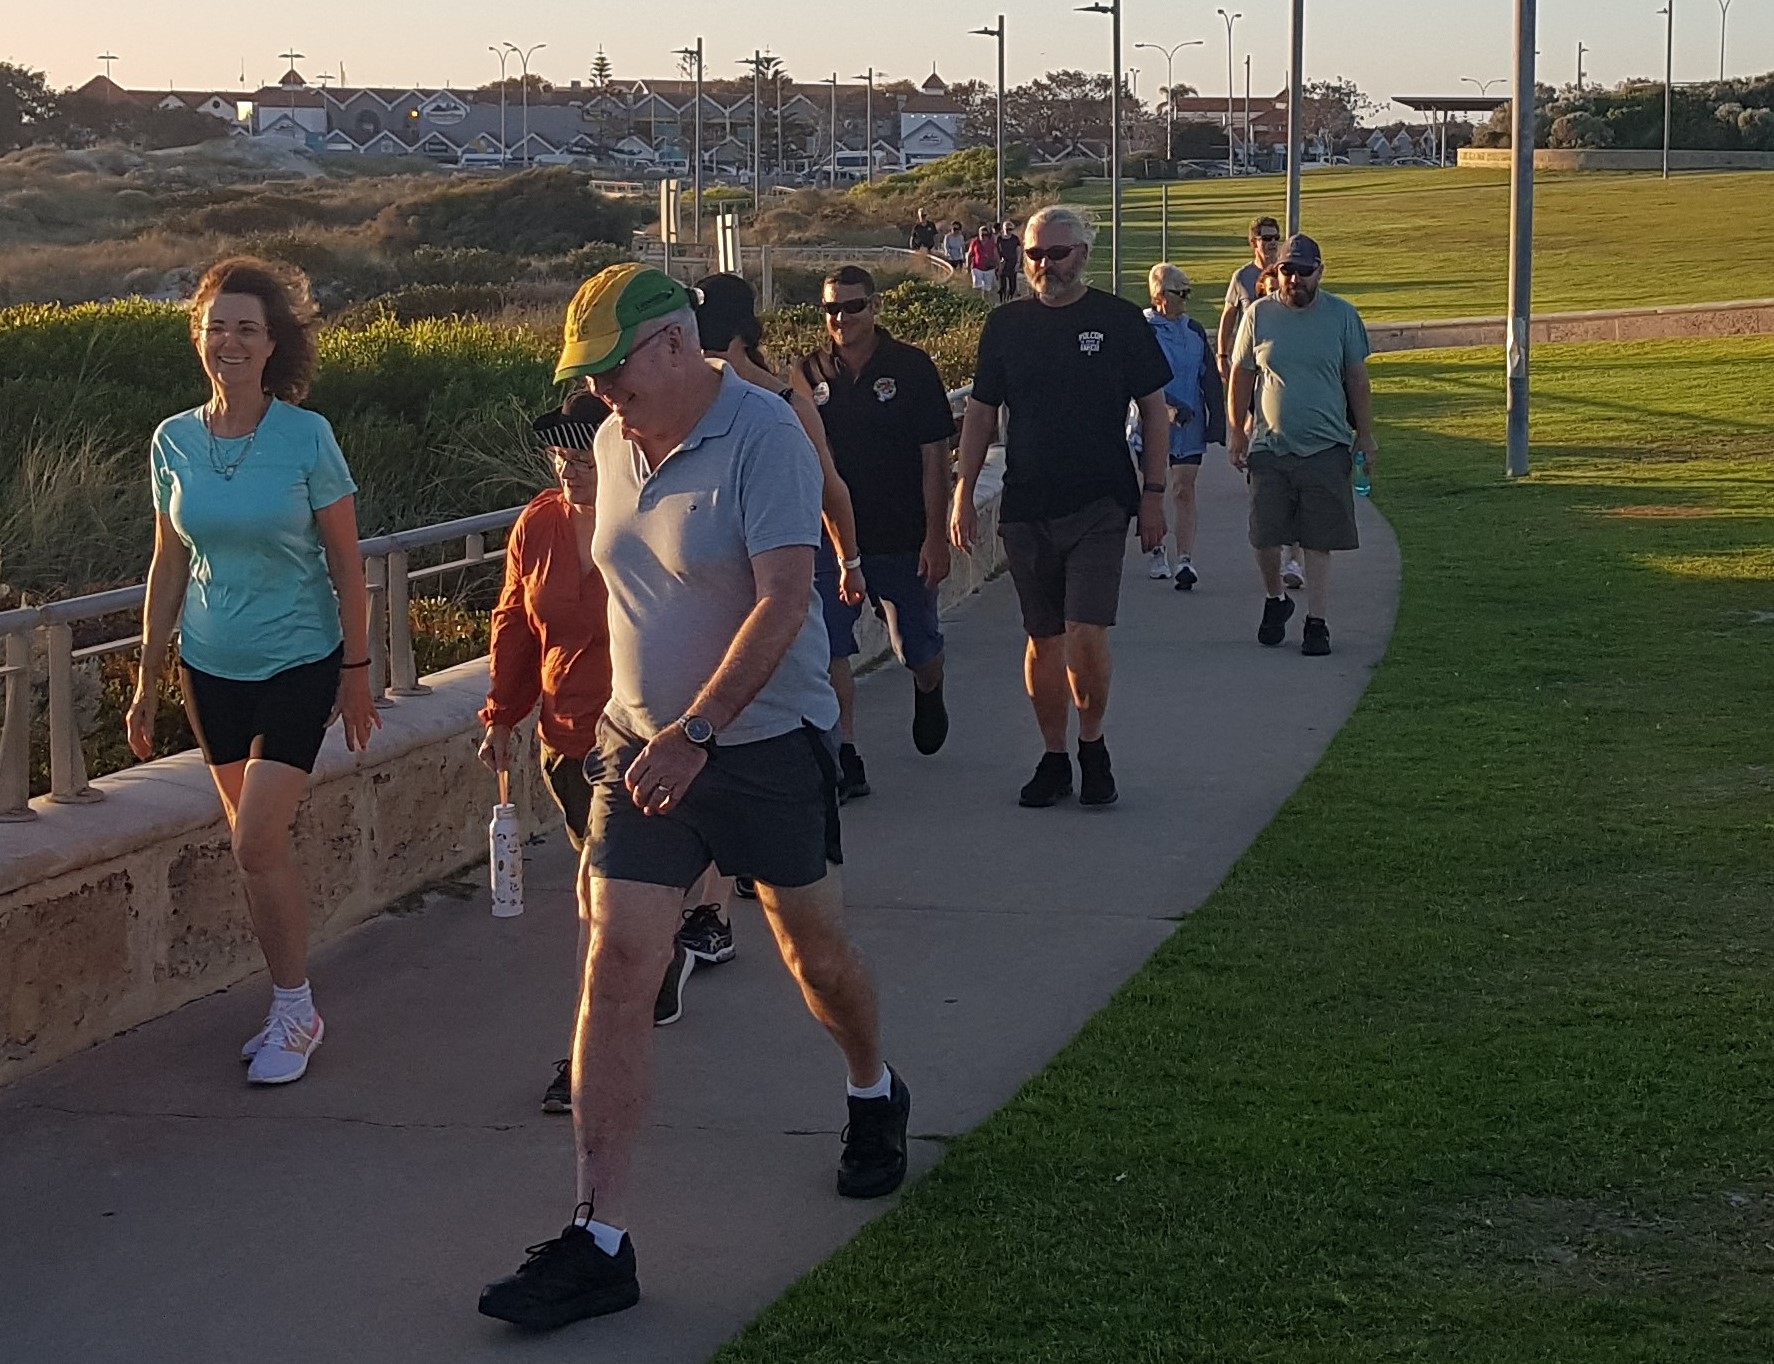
[[1025, 245, 1081, 263], [821, 297, 873, 317], [1277, 262, 1318, 277], [1255, 233, 1282, 244]]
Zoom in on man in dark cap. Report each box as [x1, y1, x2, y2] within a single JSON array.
[[1226, 234, 1377, 657]]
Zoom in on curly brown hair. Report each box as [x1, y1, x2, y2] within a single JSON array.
[[188, 256, 320, 402]]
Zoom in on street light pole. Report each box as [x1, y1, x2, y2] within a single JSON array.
[[280, 48, 305, 118], [1660, 3, 1674, 180], [1286, 0, 1303, 233], [1134, 40, 1203, 162], [1506, 0, 1538, 479], [1576, 42, 1587, 92], [1077, 2, 1123, 294], [675, 41, 704, 241], [851, 68, 881, 183], [741, 52, 764, 204], [1216, 10, 1242, 180], [828, 73, 839, 188], [1717, 0, 1733, 81], [488, 47, 510, 164], [971, 18, 1007, 224], [504, 43, 545, 166], [97, 52, 118, 98], [1244, 54, 1252, 168]]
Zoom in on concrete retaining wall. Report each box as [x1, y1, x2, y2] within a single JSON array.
[[0, 454, 1008, 1088], [1457, 147, 1774, 172], [1369, 297, 1774, 353]]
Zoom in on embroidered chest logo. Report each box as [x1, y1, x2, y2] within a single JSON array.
[[1078, 331, 1105, 355], [812, 380, 831, 406], [873, 377, 897, 402]]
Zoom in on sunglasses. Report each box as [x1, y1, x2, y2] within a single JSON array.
[[594, 323, 674, 385], [1255, 234, 1282, 245], [1162, 286, 1191, 298], [1025, 245, 1081, 264], [1277, 262, 1318, 277], [821, 297, 873, 317]]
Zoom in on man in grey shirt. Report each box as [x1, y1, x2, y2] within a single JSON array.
[[1227, 234, 1378, 657], [480, 265, 908, 1333]]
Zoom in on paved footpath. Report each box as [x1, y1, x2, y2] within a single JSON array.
[[0, 450, 1398, 1364]]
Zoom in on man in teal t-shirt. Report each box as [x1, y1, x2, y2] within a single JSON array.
[[150, 398, 358, 680], [1227, 233, 1377, 657]]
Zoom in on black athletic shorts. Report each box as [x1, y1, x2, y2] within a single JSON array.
[[581, 714, 842, 891], [179, 646, 342, 773], [541, 743, 594, 853]]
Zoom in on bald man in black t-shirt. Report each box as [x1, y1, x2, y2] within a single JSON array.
[[950, 205, 1172, 810]]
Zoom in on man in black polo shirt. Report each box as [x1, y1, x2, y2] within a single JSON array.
[[799, 265, 959, 794], [951, 205, 1172, 809]]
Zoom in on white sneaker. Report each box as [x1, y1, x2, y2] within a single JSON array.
[[246, 1010, 324, 1085], [1282, 558, 1305, 590], [240, 1015, 275, 1062], [1147, 549, 1171, 580]]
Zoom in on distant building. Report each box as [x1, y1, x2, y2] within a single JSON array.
[[69, 74, 247, 132], [898, 71, 964, 167]]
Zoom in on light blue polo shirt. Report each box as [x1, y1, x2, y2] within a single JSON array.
[[592, 364, 839, 745], [150, 400, 357, 681]]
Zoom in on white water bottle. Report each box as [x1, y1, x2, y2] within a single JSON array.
[[489, 800, 524, 918]]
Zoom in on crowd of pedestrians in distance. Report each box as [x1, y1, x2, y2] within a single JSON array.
[[124, 194, 1376, 1334]]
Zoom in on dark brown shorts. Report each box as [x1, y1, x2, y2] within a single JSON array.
[[1247, 445, 1360, 552], [581, 715, 842, 891], [999, 496, 1132, 639]]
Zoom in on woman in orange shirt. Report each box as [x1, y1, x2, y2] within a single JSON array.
[[478, 391, 733, 1115]]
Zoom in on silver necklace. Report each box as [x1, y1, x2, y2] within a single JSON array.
[[204, 401, 264, 480]]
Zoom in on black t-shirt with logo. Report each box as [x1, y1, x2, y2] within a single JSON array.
[[801, 329, 956, 555], [971, 288, 1173, 524]]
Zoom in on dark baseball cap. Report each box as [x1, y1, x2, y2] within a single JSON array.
[[531, 389, 611, 451], [1277, 234, 1323, 268]]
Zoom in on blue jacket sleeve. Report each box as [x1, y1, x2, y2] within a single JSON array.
[[1191, 318, 1228, 446]]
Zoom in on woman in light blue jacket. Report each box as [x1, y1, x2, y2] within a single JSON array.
[[1130, 263, 1227, 588]]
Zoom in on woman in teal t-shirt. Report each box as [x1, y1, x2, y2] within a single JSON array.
[[126, 257, 380, 1086]]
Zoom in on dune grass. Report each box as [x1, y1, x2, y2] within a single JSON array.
[[1069, 168, 1774, 321], [712, 335, 1774, 1363]]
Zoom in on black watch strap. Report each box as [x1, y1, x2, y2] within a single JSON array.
[[1142, 480, 1167, 494]]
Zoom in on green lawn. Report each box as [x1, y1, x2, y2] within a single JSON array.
[[1067, 168, 1774, 321], [714, 336, 1774, 1363]]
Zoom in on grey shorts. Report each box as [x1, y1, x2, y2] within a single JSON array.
[[1000, 496, 1132, 639], [1247, 445, 1360, 552], [581, 715, 842, 890]]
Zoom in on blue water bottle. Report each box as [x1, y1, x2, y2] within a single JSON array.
[[1353, 449, 1372, 498]]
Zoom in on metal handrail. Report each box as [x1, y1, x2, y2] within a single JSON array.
[[0, 506, 524, 822]]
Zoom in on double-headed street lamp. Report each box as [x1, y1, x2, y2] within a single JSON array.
[[503, 42, 546, 166], [1461, 76, 1505, 96], [1077, 0, 1123, 294], [853, 68, 885, 183], [970, 16, 1007, 224], [1134, 39, 1204, 160], [487, 46, 512, 163], [1215, 10, 1241, 179], [1717, 0, 1734, 81]]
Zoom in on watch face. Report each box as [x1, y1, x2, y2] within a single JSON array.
[[683, 717, 714, 745]]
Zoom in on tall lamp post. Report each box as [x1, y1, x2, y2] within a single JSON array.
[[1286, 0, 1303, 233], [1134, 39, 1203, 160], [1716, 0, 1733, 81], [1216, 10, 1241, 179], [674, 40, 704, 241], [852, 68, 883, 182], [1576, 41, 1587, 92], [740, 52, 765, 202], [280, 48, 306, 120], [1077, 1, 1123, 295], [1658, 3, 1673, 180], [504, 42, 546, 166], [97, 52, 118, 99], [970, 17, 1007, 224], [827, 73, 840, 187], [1506, 0, 1538, 478], [487, 46, 511, 164]]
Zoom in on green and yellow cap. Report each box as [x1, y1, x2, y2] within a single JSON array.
[[554, 263, 692, 383]]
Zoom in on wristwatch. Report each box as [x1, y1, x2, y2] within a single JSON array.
[[678, 714, 717, 752], [1142, 480, 1167, 495]]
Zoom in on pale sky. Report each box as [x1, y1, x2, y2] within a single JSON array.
[[11, 0, 1772, 119]]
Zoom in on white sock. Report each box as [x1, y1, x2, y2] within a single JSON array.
[[271, 981, 314, 1024], [847, 1067, 892, 1100], [573, 1212, 626, 1256]]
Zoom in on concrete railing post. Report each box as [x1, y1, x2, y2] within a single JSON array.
[[44, 622, 101, 805], [0, 630, 35, 821], [364, 554, 392, 709], [385, 549, 430, 697]]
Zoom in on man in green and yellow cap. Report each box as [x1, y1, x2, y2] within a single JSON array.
[[480, 265, 910, 1332]]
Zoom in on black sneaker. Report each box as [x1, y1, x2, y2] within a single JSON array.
[[1301, 616, 1332, 656], [1018, 752, 1073, 807], [837, 743, 871, 803], [1257, 594, 1295, 646], [1077, 739, 1118, 807], [677, 903, 735, 964], [1173, 560, 1198, 591], [837, 1067, 911, 1199], [733, 877, 758, 900], [541, 1058, 572, 1115], [478, 1205, 641, 1330], [653, 942, 693, 1026], [911, 678, 949, 755]]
